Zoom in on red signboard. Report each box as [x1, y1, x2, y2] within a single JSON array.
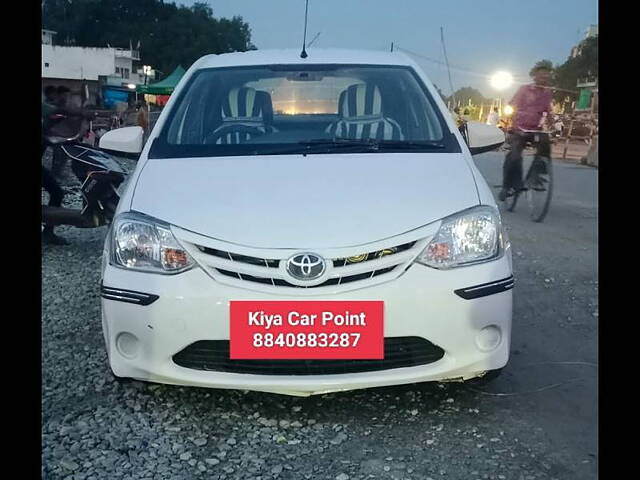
[[230, 301, 384, 360]]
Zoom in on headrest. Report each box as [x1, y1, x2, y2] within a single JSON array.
[[255, 90, 274, 125], [221, 87, 273, 124], [338, 83, 384, 120]]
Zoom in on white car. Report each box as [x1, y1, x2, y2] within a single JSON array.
[[99, 48, 511, 397]]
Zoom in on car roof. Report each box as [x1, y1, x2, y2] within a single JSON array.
[[192, 48, 417, 70]]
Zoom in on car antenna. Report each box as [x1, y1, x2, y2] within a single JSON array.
[[300, 0, 310, 58], [440, 26, 456, 106]]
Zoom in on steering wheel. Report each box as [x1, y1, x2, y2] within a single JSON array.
[[203, 124, 266, 145]]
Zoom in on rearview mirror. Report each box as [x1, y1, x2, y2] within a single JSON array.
[[465, 121, 505, 155], [99, 126, 144, 154], [285, 72, 324, 82]]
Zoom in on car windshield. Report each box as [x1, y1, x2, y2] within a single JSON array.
[[150, 64, 459, 158]]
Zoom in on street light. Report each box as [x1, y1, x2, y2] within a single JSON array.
[[143, 65, 152, 86], [489, 71, 514, 119], [127, 83, 136, 90], [490, 71, 513, 90]]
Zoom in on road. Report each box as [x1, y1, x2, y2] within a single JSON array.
[[42, 152, 598, 480], [473, 152, 598, 478]]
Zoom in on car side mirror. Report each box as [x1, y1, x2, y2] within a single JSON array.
[[465, 121, 505, 155], [99, 126, 144, 155]]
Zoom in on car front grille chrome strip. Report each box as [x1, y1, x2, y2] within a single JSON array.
[[196, 255, 289, 280], [326, 249, 417, 278], [332, 241, 417, 267], [214, 264, 399, 289]]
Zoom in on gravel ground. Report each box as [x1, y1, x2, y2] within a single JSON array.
[[42, 153, 597, 480]]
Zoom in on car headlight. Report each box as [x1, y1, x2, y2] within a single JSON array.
[[110, 212, 194, 274], [416, 206, 506, 269]]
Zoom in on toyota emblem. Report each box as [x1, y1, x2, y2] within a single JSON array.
[[286, 253, 326, 281]]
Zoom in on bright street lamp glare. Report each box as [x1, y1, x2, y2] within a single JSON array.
[[503, 105, 514, 116], [490, 71, 513, 90]]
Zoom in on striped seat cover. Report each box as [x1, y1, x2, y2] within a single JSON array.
[[208, 87, 276, 145], [326, 83, 404, 141]]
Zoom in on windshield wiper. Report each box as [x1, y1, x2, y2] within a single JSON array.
[[239, 138, 371, 155], [371, 140, 446, 150], [207, 138, 447, 157], [291, 139, 380, 154], [300, 138, 446, 151]]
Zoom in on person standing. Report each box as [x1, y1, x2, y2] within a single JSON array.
[[553, 116, 564, 138], [42, 86, 69, 245], [486, 107, 500, 126], [137, 100, 150, 142], [51, 86, 92, 176]]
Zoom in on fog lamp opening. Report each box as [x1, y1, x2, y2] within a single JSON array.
[[116, 332, 140, 358], [476, 325, 502, 352]]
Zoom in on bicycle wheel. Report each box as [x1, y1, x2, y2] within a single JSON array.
[[524, 156, 553, 222]]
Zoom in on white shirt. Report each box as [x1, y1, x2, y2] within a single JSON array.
[[486, 111, 499, 126]]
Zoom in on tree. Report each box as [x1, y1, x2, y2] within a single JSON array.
[[447, 87, 488, 106], [553, 36, 597, 103], [528, 37, 597, 105], [42, 0, 255, 74]]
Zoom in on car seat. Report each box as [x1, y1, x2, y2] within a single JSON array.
[[326, 83, 404, 141], [205, 87, 276, 144]]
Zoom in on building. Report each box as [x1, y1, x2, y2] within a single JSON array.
[[42, 29, 56, 45], [41, 29, 149, 107], [570, 24, 598, 59], [571, 25, 598, 113], [576, 77, 598, 113]]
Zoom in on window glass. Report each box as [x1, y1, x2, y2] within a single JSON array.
[[154, 64, 457, 157]]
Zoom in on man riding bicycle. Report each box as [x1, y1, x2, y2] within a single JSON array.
[[499, 64, 553, 201]]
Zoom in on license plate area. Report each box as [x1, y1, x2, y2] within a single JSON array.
[[230, 301, 384, 360]]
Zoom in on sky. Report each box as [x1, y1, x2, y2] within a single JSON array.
[[178, 0, 598, 99]]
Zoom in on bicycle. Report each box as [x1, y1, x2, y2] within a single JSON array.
[[500, 130, 553, 223]]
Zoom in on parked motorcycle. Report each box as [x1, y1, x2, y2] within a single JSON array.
[[42, 114, 126, 228]]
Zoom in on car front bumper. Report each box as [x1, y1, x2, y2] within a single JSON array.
[[101, 251, 512, 397]]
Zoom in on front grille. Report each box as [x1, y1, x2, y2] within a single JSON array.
[[172, 337, 445, 375], [215, 265, 397, 288], [197, 242, 416, 270], [189, 239, 424, 292]]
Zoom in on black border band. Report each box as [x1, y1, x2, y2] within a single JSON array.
[[454, 276, 514, 300]]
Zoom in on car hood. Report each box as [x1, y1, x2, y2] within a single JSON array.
[[131, 153, 479, 248]]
